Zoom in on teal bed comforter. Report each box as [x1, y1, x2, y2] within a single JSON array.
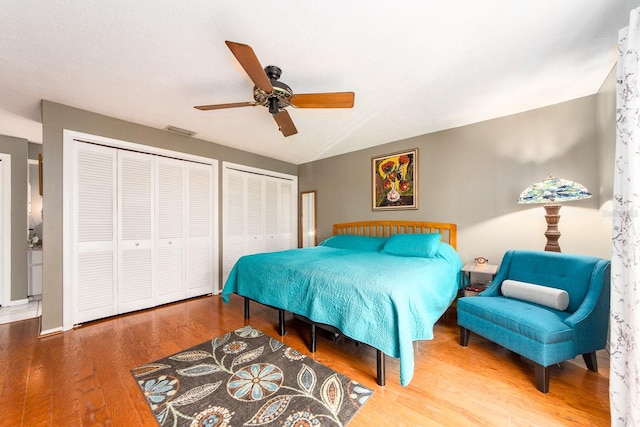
[[222, 236, 462, 386]]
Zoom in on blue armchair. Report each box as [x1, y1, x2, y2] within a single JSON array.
[[457, 250, 610, 393]]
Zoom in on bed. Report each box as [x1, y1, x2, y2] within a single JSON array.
[[221, 220, 462, 386]]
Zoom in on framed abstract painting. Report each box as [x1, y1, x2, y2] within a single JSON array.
[[372, 148, 418, 210]]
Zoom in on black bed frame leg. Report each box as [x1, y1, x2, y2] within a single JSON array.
[[376, 350, 386, 386], [244, 297, 250, 319], [278, 309, 286, 336], [310, 323, 317, 353]]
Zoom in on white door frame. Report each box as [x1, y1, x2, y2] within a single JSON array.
[[0, 153, 11, 306]]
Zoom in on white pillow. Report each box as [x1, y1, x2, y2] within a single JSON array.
[[501, 279, 570, 311]]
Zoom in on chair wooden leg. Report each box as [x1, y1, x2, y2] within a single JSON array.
[[459, 327, 470, 347], [582, 351, 598, 372], [534, 364, 550, 393]]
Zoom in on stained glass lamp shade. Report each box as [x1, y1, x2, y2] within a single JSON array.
[[517, 175, 592, 252]]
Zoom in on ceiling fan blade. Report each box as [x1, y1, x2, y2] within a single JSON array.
[[194, 102, 257, 111], [290, 92, 355, 108], [273, 110, 298, 137], [225, 41, 273, 94]]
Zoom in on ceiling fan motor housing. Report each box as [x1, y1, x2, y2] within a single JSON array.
[[253, 65, 293, 113]]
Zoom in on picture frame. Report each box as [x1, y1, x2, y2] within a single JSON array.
[[372, 148, 418, 210]]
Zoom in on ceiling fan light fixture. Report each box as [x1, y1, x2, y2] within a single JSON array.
[[268, 96, 280, 115]]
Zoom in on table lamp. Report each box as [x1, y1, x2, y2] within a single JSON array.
[[517, 174, 592, 252]]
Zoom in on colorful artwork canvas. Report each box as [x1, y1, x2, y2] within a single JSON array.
[[372, 149, 418, 210]]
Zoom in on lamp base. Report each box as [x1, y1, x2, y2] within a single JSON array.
[[543, 204, 561, 252]]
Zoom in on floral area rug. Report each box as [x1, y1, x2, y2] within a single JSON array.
[[131, 325, 373, 426]]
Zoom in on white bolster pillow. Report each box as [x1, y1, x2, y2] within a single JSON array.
[[501, 279, 570, 311]]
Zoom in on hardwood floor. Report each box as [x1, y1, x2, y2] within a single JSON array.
[[0, 294, 610, 426]]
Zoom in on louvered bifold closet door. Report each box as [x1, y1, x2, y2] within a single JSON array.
[[156, 157, 186, 304], [263, 179, 280, 252], [118, 151, 155, 313], [186, 162, 214, 297], [222, 169, 246, 284], [222, 163, 297, 285], [246, 174, 264, 254], [73, 143, 118, 324], [279, 180, 295, 250]]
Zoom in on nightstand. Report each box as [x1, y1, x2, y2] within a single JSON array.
[[461, 262, 498, 296]]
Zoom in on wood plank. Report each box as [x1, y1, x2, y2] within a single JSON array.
[[0, 319, 39, 425], [22, 332, 53, 426], [48, 335, 83, 426], [0, 295, 610, 426]]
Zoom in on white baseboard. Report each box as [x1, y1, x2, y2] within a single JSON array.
[[39, 326, 63, 337]]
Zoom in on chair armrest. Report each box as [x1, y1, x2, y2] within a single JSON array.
[[564, 260, 611, 353]]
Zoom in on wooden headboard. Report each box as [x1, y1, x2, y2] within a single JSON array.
[[333, 220, 457, 250]]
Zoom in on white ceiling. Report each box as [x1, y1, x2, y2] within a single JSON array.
[[0, 1, 635, 165]]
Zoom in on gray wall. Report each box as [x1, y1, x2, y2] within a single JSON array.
[[28, 142, 42, 161], [0, 134, 28, 302], [596, 66, 616, 206], [41, 100, 297, 332], [39, 74, 618, 331], [300, 93, 613, 265]]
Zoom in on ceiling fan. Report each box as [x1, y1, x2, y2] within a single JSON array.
[[194, 41, 355, 137]]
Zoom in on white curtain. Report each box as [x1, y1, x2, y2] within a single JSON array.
[[611, 8, 640, 426]]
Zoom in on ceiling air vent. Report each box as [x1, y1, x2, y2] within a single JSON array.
[[165, 125, 196, 137]]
